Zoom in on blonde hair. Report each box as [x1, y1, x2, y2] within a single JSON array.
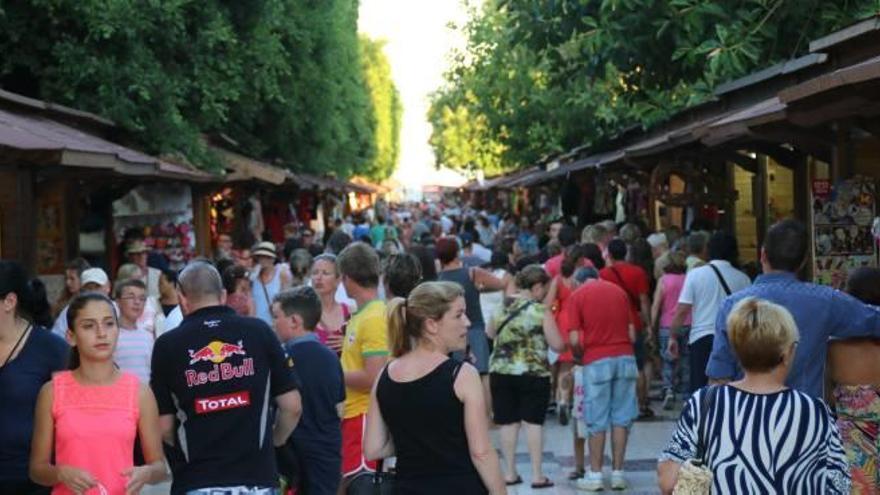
[[387, 281, 463, 357], [116, 263, 141, 285], [581, 224, 608, 244], [727, 298, 799, 372]]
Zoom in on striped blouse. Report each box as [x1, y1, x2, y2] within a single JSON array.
[[660, 385, 850, 494], [114, 326, 154, 384]]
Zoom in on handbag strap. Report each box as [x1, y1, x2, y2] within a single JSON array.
[[696, 385, 718, 463], [707, 264, 732, 296], [495, 300, 534, 338]]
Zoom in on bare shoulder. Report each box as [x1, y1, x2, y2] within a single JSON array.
[[453, 361, 481, 390]]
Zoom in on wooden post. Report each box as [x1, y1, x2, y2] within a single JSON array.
[[16, 166, 36, 272], [191, 186, 213, 258], [754, 154, 769, 260]]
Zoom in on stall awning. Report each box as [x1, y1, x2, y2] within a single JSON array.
[[779, 54, 880, 103], [0, 105, 213, 182], [212, 147, 287, 185]]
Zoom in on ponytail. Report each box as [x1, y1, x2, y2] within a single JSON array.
[[385, 282, 463, 357], [387, 297, 411, 358]]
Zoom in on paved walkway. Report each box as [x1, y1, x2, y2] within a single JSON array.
[[498, 401, 677, 495]]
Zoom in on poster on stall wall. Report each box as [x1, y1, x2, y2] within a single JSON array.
[[812, 177, 878, 288]]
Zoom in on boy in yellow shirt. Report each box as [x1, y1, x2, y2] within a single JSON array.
[[336, 243, 390, 482]]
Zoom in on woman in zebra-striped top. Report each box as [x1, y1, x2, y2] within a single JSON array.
[[658, 298, 850, 494]]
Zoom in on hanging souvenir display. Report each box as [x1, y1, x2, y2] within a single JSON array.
[[113, 183, 196, 271], [812, 176, 878, 288]]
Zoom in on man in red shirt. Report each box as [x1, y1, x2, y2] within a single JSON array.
[[566, 276, 637, 491], [598, 239, 652, 419]]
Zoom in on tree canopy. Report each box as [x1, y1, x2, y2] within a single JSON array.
[[429, 0, 880, 175], [0, 0, 400, 179], [360, 36, 403, 181]]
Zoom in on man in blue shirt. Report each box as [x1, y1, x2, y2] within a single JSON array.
[[272, 286, 345, 495], [707, 219, 880, 398]]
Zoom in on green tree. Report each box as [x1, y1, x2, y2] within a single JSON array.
[[429, 0, 880, 174], [359, 36, 403, 181], [0, 0, 379, 177]]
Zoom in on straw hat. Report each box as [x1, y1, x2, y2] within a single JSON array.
[[252, 241, 278, 260], [126, 240, 149, 255]]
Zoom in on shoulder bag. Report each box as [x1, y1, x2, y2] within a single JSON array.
[[707, 264, 731, 296], [494, 300, 535, 339], [673, 385, 718, 495]]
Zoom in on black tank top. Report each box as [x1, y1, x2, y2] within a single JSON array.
[[376, 359, 487, 494], [438, 267, 485, 328]]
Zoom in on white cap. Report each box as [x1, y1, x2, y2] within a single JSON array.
[[80, 268, 109, 287], [647, 233, 668, 248]]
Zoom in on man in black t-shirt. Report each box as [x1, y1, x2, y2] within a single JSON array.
[[150, 262, 302, 495]]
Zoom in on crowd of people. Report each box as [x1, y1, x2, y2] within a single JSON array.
[[1, 200, 880, 494]]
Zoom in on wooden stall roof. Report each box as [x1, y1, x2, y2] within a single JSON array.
[[779, 54, 880, 104], [211, 146, 287, 185], [0, 101, 213, 182]]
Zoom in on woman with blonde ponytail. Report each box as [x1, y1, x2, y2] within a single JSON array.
[[365, 281, 507, 495]]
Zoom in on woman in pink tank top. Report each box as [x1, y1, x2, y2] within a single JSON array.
[[649, 251, 691, 410], [29, 293, 166, 495]]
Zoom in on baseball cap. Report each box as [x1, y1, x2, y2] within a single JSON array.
[[252, 241, 278, 259], [80, 268, 110, 287], [647, 233, 668, 248]]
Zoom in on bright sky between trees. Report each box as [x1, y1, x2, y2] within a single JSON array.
[[359, 0, 470, 193]]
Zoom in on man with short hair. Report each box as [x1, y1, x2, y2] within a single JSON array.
[[150, 261, 302, 495], [707, 220, 880, 398], [383, 253, 422, 299], [685, 231, 709, 271], [272, 287, 345, 495], [215, 233, 234, 261], [336, 243, 389, 483], [668, 231, 750, 393], [567, 276, 638, 491], [599, 239, 652, 418]]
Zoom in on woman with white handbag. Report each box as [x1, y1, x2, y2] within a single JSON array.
[[657, 298, 850, 494]]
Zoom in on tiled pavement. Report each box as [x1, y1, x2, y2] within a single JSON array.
[[144, 398, 679, 495], [144, 290, 680, 494]]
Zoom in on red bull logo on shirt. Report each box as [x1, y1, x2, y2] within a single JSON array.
[[188, 340, 246, 364], [185, 340, 255, 388]]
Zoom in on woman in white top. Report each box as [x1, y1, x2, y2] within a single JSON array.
[[251, 241, 292, 326]]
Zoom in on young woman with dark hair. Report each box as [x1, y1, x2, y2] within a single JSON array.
[[0, 261, 68, 495], [30, 293, 167, 495]]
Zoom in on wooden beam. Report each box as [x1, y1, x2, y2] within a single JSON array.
[[708, 150, 759, 174], [749, 143, 805, 170]]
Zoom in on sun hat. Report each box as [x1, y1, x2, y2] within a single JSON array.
[[252, 241, 278, 260], [80, 268, 110, 287], [125, 240, 149, 255]]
